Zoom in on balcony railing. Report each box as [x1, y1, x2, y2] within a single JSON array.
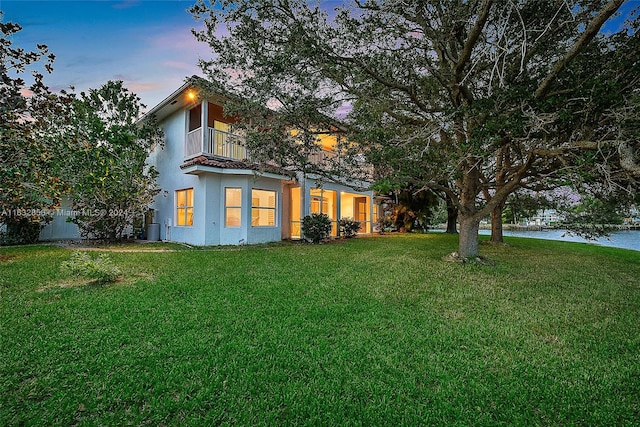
[[184, 129, 372, 179], [185, 128, 202, 158], [185, 127, 247, 161], [208, 128, 246, 160], [307, 149, 373, 180]]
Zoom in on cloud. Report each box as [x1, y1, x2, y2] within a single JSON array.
[[19, 88, 34, 98], [124, 80, 164, 94], [112, 1, 141, 10], [148, 26, 210, 55], [111, 74, 163, 93]]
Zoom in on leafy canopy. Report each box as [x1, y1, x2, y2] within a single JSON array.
[[191, 0, 639, 256], [60, 81, 164, 240], [0, 16, 67, 243]]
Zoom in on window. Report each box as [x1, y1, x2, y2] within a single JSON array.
[[213, 120, 231, 157], [310, 189, 336, 217], [251, 189, 276, 227], [225, 188, 242, 227], [311, 197, 329, 215], [311, 188, 337, 236], [214, 120, 230, 133], [176, 188, 194, 226]]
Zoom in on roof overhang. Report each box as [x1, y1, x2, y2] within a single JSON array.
[[139, 76, 229, 124], [180, 155, 296, 181], [142, 81, 194, 123], [181, 164, 294, 181]]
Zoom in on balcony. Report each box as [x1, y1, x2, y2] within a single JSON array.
[[307, 148, 373, 180], [307, 149, 337, 166], [185, 127, 247, 161], [184, 128, 372, 180]]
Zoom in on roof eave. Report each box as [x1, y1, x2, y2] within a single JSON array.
[[181, 163, 294, 181]]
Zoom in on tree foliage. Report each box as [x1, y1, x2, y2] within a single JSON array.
[[501, 192, 551, 226], [0, 16, 67, 244], [191, 0, 639, 257], [1, 16, 163, 244], [60, 81, 164, 240]]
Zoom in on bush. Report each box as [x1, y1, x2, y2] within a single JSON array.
[[301, 213, 332, 243], [339, 217, 361, 238], [0, 218, 43, 245], [60, 251, 121, 284]]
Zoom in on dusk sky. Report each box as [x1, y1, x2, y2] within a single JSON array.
[[2, 0, 211, 110], [1, 0, 637, 112]]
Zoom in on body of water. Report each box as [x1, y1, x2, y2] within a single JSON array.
[[477, 229, 640, 252]]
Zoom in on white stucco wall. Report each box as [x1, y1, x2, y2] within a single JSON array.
[[38, 197, 81, 240], [150, 108, 208, 245], [151, 106, 287, 246]]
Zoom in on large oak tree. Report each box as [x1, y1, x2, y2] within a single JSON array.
[[192, 0, 639, 257]]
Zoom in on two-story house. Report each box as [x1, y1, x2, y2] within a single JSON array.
[[144, 78, 375, 246]]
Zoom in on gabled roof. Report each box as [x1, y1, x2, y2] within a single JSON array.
[[143, 76, 230, 123], [142, 80, 192, 123]]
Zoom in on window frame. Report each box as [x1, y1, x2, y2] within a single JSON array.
[[175, 188, 194, 227], [188, 104, 202, 132], [251, 188, 277, 227], [224, 187, 242, 228]]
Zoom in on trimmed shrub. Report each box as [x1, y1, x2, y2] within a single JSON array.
[[339, 217, 361, 238], [60, 251, 121, 284], [302, 213, 332, 243]]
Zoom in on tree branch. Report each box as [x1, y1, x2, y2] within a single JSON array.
[[534, 0, 625, 99], [455, 0, 494, 80]]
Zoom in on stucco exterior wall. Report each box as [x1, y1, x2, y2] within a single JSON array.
[[151, 108, 208, 245], [151, 105, 289, 246], [38, 197, 81, 240]]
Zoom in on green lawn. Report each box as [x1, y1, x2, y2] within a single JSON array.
[[1, 234, 639, 426]]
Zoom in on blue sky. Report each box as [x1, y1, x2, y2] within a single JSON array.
[[1, 0, 638, 111], [1, 0, 209, 110]]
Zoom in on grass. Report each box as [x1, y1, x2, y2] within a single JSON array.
[[1, 234, 639, 426]]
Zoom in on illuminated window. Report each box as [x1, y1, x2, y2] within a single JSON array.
[[311, 197, 329, 215], [311, 188, 337, 236], [225, 188, 242, 227], [310, 189, 336, 217], [176, 188, 194, 226], [251, 189, 276, 226]]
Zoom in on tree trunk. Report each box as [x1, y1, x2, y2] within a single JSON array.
[[458, 214, 480, 258], [457, 160, 481, 258], [491, 145, 509, 244], [445, 195, 458, 233], [490, 202, 505, 243]]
